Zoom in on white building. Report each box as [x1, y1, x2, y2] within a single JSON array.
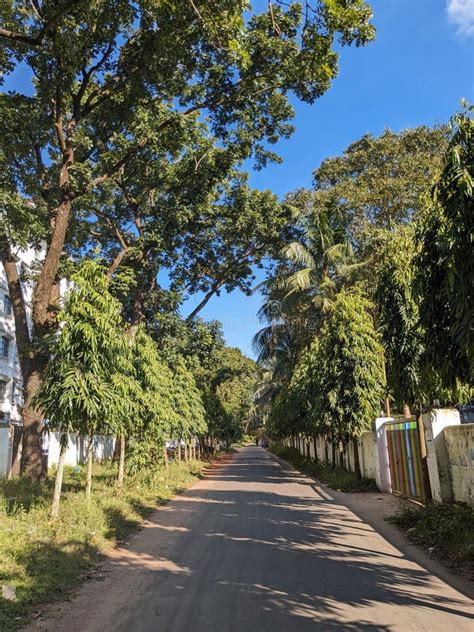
[[0, 247, 43, 476], [0, 247, 114, 477]]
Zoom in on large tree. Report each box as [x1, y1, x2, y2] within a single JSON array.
[[416, 106, 474, 391], [36, 261, 134, 514], [256, 125, 449, 412], [0, 0, 375, 479], [311, 125, 448, 243]]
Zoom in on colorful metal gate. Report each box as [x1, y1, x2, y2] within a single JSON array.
[[386, 418, 426, 502]]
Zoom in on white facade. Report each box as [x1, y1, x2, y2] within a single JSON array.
[[0, 247, 110, 477], [0, 246, 42, 427]]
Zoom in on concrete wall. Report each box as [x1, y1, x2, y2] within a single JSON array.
[[360, 432, 378, 480], [444, 424, 474, 507], [45, 432, 116, 468], [422, 409, 461, 502], [278, 410, 472, 503], [291, 431, 378, 481]]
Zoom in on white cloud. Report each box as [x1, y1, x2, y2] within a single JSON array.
[[446, 0, 474, 36]]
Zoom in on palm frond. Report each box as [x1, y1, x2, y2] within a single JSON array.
[[282, 241, 315, 269]]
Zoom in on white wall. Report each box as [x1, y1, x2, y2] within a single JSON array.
[[46, 432, 116, 467], [0, 427, 10, 477], [375, 418, 393, 493], [444, 423, 474, 507], [423, 408, 461, 502]]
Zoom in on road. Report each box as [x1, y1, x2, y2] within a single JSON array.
[[31, 447, 473, 632]]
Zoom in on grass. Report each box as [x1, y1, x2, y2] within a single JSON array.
[[389, 502, 474, 576], [270, 444, 379, 493], [0, 459, 206, 631]]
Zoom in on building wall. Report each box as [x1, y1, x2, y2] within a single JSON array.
[[0, 427, 10, 477], [444, 424, 474, 507], [0, 246, 44, 426]]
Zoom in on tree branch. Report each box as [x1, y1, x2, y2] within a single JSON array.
[[106, 247, 131, 281], [0, 1, 86, 47], [186, 279, 226, 320]]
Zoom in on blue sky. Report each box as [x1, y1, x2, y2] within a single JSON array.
[[183, 0, 474, 357]]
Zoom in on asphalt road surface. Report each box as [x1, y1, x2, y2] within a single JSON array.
[[30, 447, 474, 632]]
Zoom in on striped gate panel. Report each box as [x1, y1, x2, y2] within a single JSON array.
[[386, 419, 425, 501]]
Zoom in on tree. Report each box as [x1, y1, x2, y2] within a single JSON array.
[[311, 126, 448, 243], [169, 356, 207, 457], [268, 289, 384, 474], [1, 0, 375, 479], [36, 261, 133, 516], [253, 198, 357, 385], [206, 348, 259, 447], [126, 327, 180, 475], [372, 226, 423, 413], [416, 106, 474, 391], [257, 125, 449, 415]]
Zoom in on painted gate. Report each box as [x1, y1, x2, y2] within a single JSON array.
[[386, 418, 425, 501]]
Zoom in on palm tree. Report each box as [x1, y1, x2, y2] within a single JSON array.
[[253, 205, 361, 374]]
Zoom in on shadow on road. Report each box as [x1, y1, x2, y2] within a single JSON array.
[[98, 448, 473, 632]]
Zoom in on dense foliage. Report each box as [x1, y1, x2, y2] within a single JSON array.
[[0, 0, 375, 480], [416, 107, 474, 390], [259, 112, 472, 466]]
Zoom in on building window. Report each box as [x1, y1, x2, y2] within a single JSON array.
[[1, 337, 10, 358], [0, 380, 7, 401], [3, 295, 12, 316]]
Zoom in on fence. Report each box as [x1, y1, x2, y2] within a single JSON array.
[[287, 409, 474, 507]]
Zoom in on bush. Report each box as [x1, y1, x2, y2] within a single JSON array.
[[390, 502, 474, 573], [271, 443, 378, 493]]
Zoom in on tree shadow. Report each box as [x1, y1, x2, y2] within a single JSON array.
[[75, 450, 473, 631], [0, 539, 99, 631]]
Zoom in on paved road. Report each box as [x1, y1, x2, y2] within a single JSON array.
[[31, 447, 473, 631]]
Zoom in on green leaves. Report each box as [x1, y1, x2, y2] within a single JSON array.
[[36, 261, 133, 436], [416, 105, 474, 390]]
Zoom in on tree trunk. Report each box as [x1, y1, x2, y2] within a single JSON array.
[[117, 433, 125, 488], [381, 353, 391, 417], [339, 447, 344, 468], [331, 442, 336, 468], [128, 269, 155, 338], [20, 368, 46, 481], [324, 439, 329, 463], [313, 437, 318, 463], [51, 435, 67, 519], [184, 443, 188, 461], [306, 440, 311, 459], [403, 403, 412, 419], [164, 446, 169, 469], [1, 245, 47, 481], [86, 433, 94, 502], [352, 436, 362, 480], [177, 441, 181, 463]]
